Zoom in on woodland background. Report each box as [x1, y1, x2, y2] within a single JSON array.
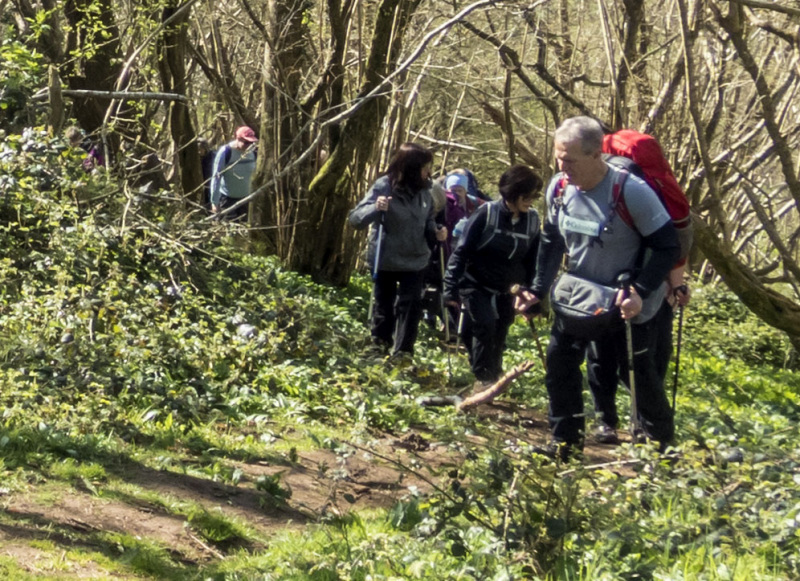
[[1, 1, 800, 579], [2, 0, 800, 349]]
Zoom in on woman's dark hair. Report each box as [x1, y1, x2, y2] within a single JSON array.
[[498, 165, 543, 203], [385, 143, 434, 192]]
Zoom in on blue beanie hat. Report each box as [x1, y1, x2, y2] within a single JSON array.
[[445, 173, 469, 192]]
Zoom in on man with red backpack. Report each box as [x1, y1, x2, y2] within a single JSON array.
[[515, 116, 680, 461], [587, 130, 693, 444]]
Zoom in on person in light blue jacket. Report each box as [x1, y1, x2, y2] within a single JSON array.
[[210, 126, 258, 221]]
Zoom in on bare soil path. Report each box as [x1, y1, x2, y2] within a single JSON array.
[[0, 399, 623, 577]]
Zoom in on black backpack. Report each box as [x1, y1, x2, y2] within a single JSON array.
[[222, 145, 258, 165], [476, 200, 539, 250]]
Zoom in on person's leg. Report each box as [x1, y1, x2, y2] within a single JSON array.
[[619, 318, 675, 447], [219, 195, 248, 222], [545, 324, 588, 450], [652, 299, 674, 384], [462, 289, 499, 382], [372, 271, 398, 347], [489, 293, 516, 380], [586, 338, 621, 430], [393, 270, 425, 354]]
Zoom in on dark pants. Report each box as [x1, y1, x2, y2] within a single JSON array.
[[218, 194, 249, 222], [371, 270, 425, 354], [549, 313, 674, 447], [587, 300, 674, 430], [461, 288, 515, 382]]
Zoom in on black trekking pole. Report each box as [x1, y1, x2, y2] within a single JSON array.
[[439, 243, 452, 377], [617, 273, 642, 440], [367, 210, 386, 323], [455, 303, 466, 354], [510, 284, 547, 370], [672, 285, 687, 412]]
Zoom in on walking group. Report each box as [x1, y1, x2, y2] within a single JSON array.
[[349, 116, 693, 461]]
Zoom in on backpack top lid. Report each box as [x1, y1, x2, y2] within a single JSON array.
[[602, 130, 690, 226]]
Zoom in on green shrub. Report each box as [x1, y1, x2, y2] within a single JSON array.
[[685, 284, 797, 369]]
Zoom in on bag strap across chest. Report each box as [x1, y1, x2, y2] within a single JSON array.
[[552, 169, 633, 243]]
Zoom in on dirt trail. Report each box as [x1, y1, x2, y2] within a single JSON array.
[[0, 400, 622, 576]]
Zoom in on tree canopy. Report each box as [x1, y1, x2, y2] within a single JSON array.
[[3, 0, 800, 347]]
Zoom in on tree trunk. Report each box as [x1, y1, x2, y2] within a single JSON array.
[[693, 216, 800, 346], [260, 0, 423, 285], [254, 0, 313, 255], [158, 2, 203, 203], [62, 0, 126, 142]]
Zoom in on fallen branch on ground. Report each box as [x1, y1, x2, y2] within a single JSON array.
[[457, 361, 535, 412]]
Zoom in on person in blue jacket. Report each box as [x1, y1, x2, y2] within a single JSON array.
[[210, 126, 258, 222], [349, 143, 447, 359]]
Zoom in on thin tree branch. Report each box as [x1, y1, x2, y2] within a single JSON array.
[[727, 0, 800, 17], [678, 0, 729, 243], [714, 2, 800, 208], [32, 89, 188, 102], [735, 169, 800, 285]]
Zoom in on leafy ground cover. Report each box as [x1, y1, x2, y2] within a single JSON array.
[[0, 130, 799, 579]]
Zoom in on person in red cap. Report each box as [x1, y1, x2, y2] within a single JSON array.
[[210, 126, 259, 221]]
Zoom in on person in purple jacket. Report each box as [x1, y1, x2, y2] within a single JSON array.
[[66, 126, 105, 172], [443, 172, 484, 255]]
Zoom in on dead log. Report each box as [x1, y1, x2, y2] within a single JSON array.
[[457, 361, 535, 412]]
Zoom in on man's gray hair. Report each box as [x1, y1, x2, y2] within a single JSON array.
[[554, 116, 604, 155]]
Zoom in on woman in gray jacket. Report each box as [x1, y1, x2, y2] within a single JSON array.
[[349, 143, 447, 359]]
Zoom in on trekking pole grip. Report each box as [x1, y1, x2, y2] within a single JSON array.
[[616, 272, 632, 295], [510, 284, 541, 316]]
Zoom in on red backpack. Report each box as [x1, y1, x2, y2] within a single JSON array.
[[601, 130, 691, 233]]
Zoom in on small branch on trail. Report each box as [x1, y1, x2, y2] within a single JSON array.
[[417, 361, 537, 410], [557, 457, 648, 477], [457, 361, 535, 412], [188, 532, 226, 560]]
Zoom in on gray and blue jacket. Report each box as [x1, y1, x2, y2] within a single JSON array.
[[348, 175, 438, 272]]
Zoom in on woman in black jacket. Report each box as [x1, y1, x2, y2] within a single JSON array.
[[349, 143, 447, 359], [444, 165, 542, 391]]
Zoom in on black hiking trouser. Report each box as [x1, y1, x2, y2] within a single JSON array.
[[587, 299, 674, 429], [371, 270, 425, 355], [218, 194, 249, 222], [460, 287, 515, 382], [548, 314, 674, 448]]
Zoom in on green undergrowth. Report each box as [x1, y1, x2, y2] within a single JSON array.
[[0, 129, 799, 579]]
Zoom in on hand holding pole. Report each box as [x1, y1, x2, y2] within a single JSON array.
[[510, 284, 547, 370]]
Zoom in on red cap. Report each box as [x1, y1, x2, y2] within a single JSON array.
[[235, 126, 258, 143]]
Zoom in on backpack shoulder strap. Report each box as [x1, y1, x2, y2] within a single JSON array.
[[476, 201, 501, 250], [550, 173, 569, 218], [223, 145, 232, 166], [611, 169, 636, 232], [527, 208, 539, 239]]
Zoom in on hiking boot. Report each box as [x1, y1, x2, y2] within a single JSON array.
[[592, 423, 620, 445], [531, 441, 581, 463], [365, 339, 390, 358], [471, 379, 495, 395], [631, 428, 646, 445], [388, 351, 414, 367]]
